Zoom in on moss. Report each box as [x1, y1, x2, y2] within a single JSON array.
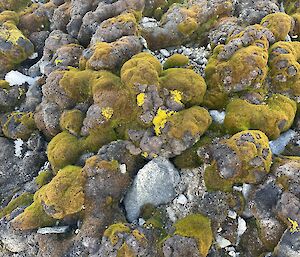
[[204, 162, 234, 192], [0, 192, 33, 219], [166, 106, 212, 139], [268, 41, 300, 99], [224, 94, 297, 140], [12, 165, 84, 230], [121, 52, 162, 89], [260, 13, 293, 41], [0, 80, 9, 89], [216, 130, 272, 184], [0, 11, 19, 24], [284, 0, 300, 15], [35, 170, 53, 188], [104, 223, 131, 246], [292, 13, 300, 36], [204, 41, 268, 109], [47, 131, 83, 172], [117, 243, 135, 257], [2, 111, 36, 140], [163, 54, 189, 69], [159, 68, 207, 106], [60, 109, 84, 136], [178, 17, 198, 36], [0, 0, 31, 12], [173, 214, 213, 257]]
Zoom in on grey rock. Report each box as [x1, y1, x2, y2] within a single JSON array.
[[124, 157, 180, 222]]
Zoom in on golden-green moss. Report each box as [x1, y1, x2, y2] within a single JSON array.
[[12, 165, 84, 230], [284, 0, 300, 15], [178, 17, 198, 36], [204, 162, 233, 192], [0, 80, 9, 89], [268, 41, 300, 98], [104, 223, 131, 246], [1, 111, 36, 140], [292, 13, 300, 36], [160, 68, 207, 106], [166, 106, 212, 139], [0, 10, 19, 24], [47, 131, 83, 172], [261, 13, 293, 41], [0, 0, 31, 12], [224, 94, 297, 140], [173, 214, 213, 257], [121, 52, 162, 89], [204, 38, 268, 109], [60, 109, 84, 136], [163, 54, 189, 69], [0, 192, 33, 219], [215, 130, 272, 184], [117, 243, 135, 257], [35, 170, 53, 188]]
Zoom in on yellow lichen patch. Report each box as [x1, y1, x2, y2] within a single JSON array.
[[141, 152, 149, 158], [170, 90, 183, 104], [174, 214, 213, 257], [153, 108, 175, 135], [101, 107, 114, 120], [132, 229, 146, 242], [288, 218, 300, 233], [136, 93, 145, 106], [55, 59, 63, 65], [104, 223, 131, 246]]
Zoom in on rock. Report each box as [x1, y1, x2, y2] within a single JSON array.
[[124, 157, 180, 222], [37, 226, 70, 234]]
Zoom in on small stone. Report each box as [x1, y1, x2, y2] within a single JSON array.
[[216, 235, 232, 248], [37, 226, 70, 234], [176, 194, 188, 205], [120, 163, 127, 174], [160, 49, 170, 57]]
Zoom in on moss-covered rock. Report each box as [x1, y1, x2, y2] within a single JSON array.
[[1, 111, 36, 140], [260, 13, 293, 41], [0, 0, 31, 12], [224, 94, 297, 140], [211, 130, 272, 185], [284, 0, 300, 15], [0, 12, 34, 76], [172, 214, 213, 257], [268, 41, 300, 99], [163, 53, 189, 69], [47, 131, 83, 172], [12, 165, 85, 230], [60, 109, 84, 136], [35, 170, 53, 189], [159, 68, 207, 106]]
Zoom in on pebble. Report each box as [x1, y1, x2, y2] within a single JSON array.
[[37, 226, 70, 234]]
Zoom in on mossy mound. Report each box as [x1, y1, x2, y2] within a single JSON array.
[[12, 166, 85, 230], [284, 0, 300, 15], [204, 43, 268, 109], [159, 68, 207, 106], [211, 130, 272, 184], [1, 111, 36, 140], [224, 94, 297, 140], [172, 214, 213, 257], [60, 109, 84, 136], [163, 53, 189, 69], [268, 41, 300, 99], [260, 13, 293, 41], [0, 0, 31, 12], [47, 131, 83, 173]]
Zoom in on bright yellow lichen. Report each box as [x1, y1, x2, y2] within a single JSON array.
[[288, 218, 300, 233], [101, 107, 114, 120], [136, 93, 145, 106], [170, 90, 183, 104], [152, 108, 175, 135]]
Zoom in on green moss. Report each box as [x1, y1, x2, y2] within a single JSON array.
[[204, 162, 234, 192], [13, 165, 84, 230], [104, 223, 131, 246], [268, 41, 300, 99], [117, 243, 135, 257], [173, 214, 213, 257], [0, 0, 31, 12], [0, 80, 9, 89], [0, 11, 19, 24], [260, 13, 293, 41], [224, 94, 297, 140], [60, 109, 84, 136], [0, 192, 33, 219], [165, 106, 212, 139], [284, 0, 300, 15], [47, 131, 83, 172], [121, 52, 162, 89], [35, 170, 53, 188], [204, 29, 269, 109], [163, 54, 189, 69], [159, 68, 207, 106], [1, 111, 36, 140]]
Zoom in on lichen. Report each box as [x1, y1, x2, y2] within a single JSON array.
[[153, 108, 176, 135], [136, 93, 145, 106]]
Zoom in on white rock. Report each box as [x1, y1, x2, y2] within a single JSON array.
[[228, 210, 237, 219], [37, 226, 70, 234], [14, 139, 23, 158], [176, 194, 188, 205], [160, 49, 170, 57], [124, 157, 180, 222], [119, 163, 127, 174], [209, 110, 226, 124], [28, 52, 38, 60], [237, 217, 247, 237], [269, 130, 296, 155], [216, 235, 232, 248], [5, 71, 37, 86]]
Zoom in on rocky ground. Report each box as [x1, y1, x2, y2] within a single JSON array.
[[0, 0, 300, 256]]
